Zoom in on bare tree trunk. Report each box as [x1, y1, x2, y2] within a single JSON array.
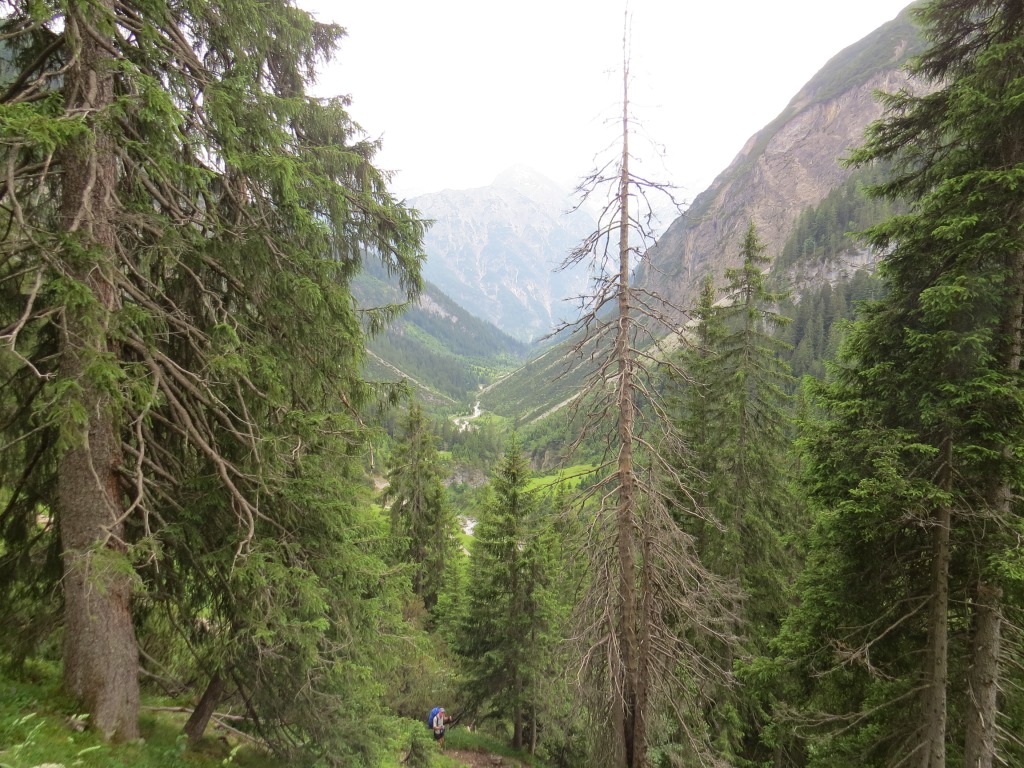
[[964, 446, 1011, 768], [614, 53, 642, 768], [963, 582, 1002, 768], [563, 18, 722, 768], [512, 679, 524, 749], [920, 452, 950, 768], [184, 672, 226, 746], [635, 517, 653, 768], [58, 1, 140, 741]]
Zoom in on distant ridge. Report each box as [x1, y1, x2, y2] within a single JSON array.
[[354, 260, 528, 405]]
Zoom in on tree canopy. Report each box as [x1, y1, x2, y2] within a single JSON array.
[[0, 0, 425, 756], [781, 2, 1024, 766]]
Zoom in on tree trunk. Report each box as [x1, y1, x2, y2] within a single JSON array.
[[920, 488, 950, 768], [963, 206, 1024, 768], [58, 1, 140, 741], [184, 672, 226, 746], [635, 519, 653, 768], [530, 704, 537, 755], [614, 52, 642, 768], [963, 582, 1002, 768], [512, 683, 523, 749]]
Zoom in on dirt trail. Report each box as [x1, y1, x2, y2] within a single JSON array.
[[444, 748, 525, 768]]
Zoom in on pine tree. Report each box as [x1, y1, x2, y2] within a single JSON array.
[[708, 224, 796, 619], [0, 0, 424, 747], [673, 275, 727, 527], [383, 403, 458, 612], [781, 2, 1024, 766]]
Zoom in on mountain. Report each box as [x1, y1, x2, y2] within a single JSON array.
[[640, 5, 925, 317], [411, 166, 596, 342], [354, 260, 528, 406], [480, 5, 924, 422]]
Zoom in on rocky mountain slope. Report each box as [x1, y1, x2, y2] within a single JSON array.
[[411, 166, 595, 342], [641, 5, 924, 316]]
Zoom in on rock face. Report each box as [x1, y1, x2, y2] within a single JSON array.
[[412, 165, 595, 342], [643, 7, 924, 316]]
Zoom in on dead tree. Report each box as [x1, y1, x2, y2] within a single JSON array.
[[553, 16, 732, 768]]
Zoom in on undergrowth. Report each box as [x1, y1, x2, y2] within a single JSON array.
[[0, 659, 277, 768]]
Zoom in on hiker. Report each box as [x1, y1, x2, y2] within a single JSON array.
[[431, 706, 449, 748]]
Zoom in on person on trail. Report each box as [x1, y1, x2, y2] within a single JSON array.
[[431, 706, 449, 748]]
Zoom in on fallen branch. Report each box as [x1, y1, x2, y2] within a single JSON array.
[[142, 705, 248, 723]]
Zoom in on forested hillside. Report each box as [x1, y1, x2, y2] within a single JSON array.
[[771, 164, 897, 379], [3, 3, 1023, 768], [356, 260, 528, 404]]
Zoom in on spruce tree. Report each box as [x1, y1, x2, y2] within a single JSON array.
[[457, 436, 562, 751], [705, 223, 796, 624], [0, 0, 424, 747], [383, 402, 458, 612], [672, 224, 798, 765], [781, 2, 1024, 766]]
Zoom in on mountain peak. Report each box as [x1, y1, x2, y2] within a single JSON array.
[[410, 166, 594, 342], [492, 165, 567, 207]]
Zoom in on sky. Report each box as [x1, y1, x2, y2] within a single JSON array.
[[299, 0, 914, 202]]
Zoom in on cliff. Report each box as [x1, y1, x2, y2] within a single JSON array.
[[642, 5, 924, 314]]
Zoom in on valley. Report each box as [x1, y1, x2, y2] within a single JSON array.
[[3, 3, 1021, 768]]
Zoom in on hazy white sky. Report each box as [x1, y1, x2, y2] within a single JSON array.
[[301, 0, 914, 201]]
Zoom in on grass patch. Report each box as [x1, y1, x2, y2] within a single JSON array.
[[443, 726, 552, 767], [525, 464, 597, 493], [0, 661, 278, 768]]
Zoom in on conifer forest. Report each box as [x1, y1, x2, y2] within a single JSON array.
[[1, 2, 1023, 767]]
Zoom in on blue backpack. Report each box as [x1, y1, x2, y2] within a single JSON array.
[[427, 706, 441, 728]]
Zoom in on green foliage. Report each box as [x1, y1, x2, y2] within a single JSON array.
[[669, 224, 802, 765], [773, 165, 903, 275], [384, 403, 460, 613], [446, 416, 508, 471], [779, 271, 886, 381], [357, 260, 528, 403], [443, 726, 555, 766], [768, 162, 894, 381], [404, 721, 438, 768], [456, 437, 571, 753], [0, 0, 429, 759], [779, 2, 1024, 764], [0, 661, 278, 768], [477, 340, 590, 426]]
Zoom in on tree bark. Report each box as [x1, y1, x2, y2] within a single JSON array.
[[920, 471, 950, 768], [58, 1, 140, 741], [963, 200, 1024, 768], [512, 675, 523, 749], [610, 52, 651, 768], [614, 51, 644, 768], [963, 582, 1002, 768], [183, 672, 226, 746], [530, 704, 537, 755]]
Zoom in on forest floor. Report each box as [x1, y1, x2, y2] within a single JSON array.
[[444, 747, 526, 767], [2, 661, 540, 768]]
